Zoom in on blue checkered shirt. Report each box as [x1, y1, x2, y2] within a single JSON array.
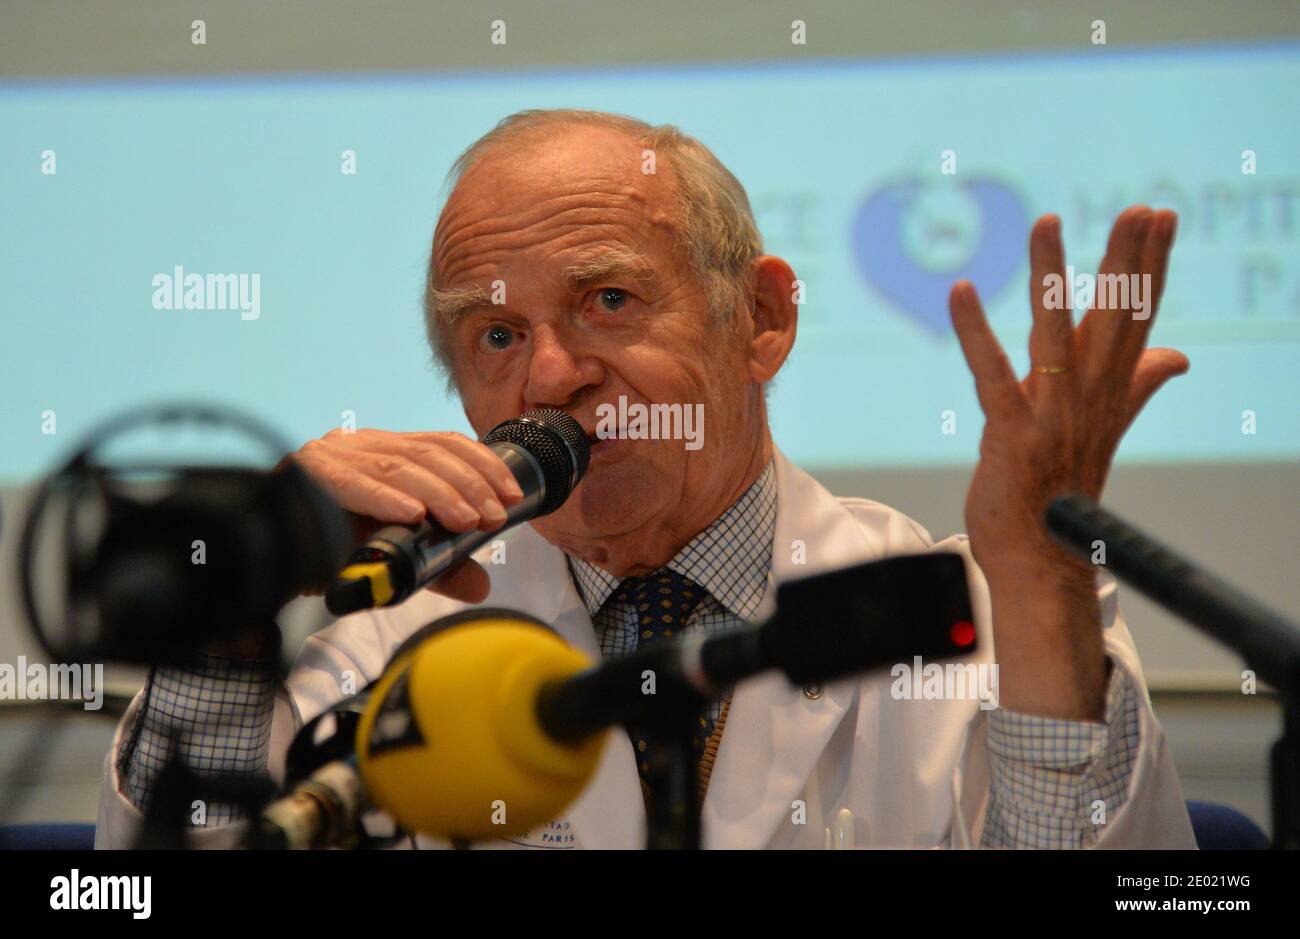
[[121, 458, 1141, 846]]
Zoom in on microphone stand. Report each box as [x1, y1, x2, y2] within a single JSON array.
[[1274, 711, 1300, 851], [134, 732, 276, 850], [641, 721, 703, 851]]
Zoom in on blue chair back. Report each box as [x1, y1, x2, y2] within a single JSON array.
[[0, 823, 96, 850], [1186, 800, 1269, 850]]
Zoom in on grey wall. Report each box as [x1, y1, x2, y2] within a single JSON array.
[[3, 1, 1297, 80]]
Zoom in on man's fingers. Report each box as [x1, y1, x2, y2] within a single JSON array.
[[299, 443, 483, 533], [294, 429, 529, 537], [1026, 214, 1074, 415], [1120, 210, 1178, 363], [361, 435, 509, 528], [1079, 205, 1154, 383], [405, 431, 525, 505], [949, 280, 1027, 421], [1028, 214, 1072, 357], [293, 450, 427, 524], [1123, 347, 1190, 427], [426, 557, 491, 604], [355, 454, 486, 532]]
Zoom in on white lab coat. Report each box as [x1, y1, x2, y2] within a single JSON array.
[[95, 447, 1196, 849]]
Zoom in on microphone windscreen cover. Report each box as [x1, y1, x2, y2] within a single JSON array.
[[355, 612, 604, 841]]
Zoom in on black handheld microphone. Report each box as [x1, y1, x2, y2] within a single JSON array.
[[325, 409, 590, 615]]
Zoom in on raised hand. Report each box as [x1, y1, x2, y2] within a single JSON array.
[[948, 206, 1187, 718]]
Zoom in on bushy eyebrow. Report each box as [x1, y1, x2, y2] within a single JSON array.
[[429, 284, 494, 325], [562, 248, 658, 293], [432, 247, 657, 327]]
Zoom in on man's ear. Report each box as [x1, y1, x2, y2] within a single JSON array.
[[747, 255, 798, 383]]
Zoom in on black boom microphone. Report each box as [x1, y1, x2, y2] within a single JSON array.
[[536, 551, 977, 743], [325, 408, 591, 615], [1046, 494, 1300, 693]]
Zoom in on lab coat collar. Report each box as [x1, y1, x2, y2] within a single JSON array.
[[700, 447, 879, 848]]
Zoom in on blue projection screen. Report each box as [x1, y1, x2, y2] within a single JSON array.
[[2, 44, 1297, 479]]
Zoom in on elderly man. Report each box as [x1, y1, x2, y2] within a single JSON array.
[[96, 109, 1196, 849]]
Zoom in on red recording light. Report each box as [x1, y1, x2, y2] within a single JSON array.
[[950, 620, 976, 648]]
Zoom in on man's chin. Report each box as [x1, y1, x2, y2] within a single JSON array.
[[537, 461, 665, 542]]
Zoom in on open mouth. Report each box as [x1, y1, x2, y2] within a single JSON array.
[[584, 427, 623, 459]]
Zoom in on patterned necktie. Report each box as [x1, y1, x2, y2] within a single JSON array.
[[605, 568, 716, 789]]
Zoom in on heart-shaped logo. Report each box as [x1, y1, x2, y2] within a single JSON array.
[[851, 177, 1029, 335]]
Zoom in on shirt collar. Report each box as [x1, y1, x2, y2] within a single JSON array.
[[566, 458, 777, 623]]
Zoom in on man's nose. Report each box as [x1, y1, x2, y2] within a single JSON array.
[[523, 324, 602, 408]]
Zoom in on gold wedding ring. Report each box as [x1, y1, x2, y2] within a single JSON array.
[[1033, 365, 1068, 375]]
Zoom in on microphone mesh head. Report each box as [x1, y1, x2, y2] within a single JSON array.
[[483, 408, 590, 516]]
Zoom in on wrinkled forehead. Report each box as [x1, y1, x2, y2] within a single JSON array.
[[432, 125, 680, 284]]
